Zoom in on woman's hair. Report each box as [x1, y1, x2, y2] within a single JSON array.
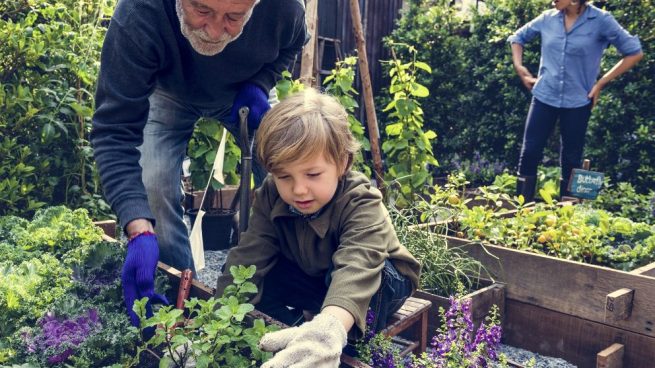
[[573, 0, 588, 13], [256, 88, 361, 174]]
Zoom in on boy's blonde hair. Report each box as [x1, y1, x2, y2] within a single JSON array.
[[256, 88, 361, 174]]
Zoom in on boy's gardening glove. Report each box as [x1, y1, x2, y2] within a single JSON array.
[[229, 82, 270, 130], [259, 313, 347, 368], [121, 232, 169, 327]]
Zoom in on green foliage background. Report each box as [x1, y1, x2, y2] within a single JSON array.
[[0, 0, 115, 218], [389, 0, 654, 191]]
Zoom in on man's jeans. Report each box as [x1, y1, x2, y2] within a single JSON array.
[[138, 89, 270, 272], [256, 256, 412, 335], [518, 97, 593, 190]]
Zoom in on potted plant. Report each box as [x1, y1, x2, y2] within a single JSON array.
[[185, 118, 241, 250]]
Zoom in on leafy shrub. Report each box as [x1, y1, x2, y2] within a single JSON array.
[[388, 0, 654, 192], [0, 0, 115, 218], [590, 181, 655, 225]]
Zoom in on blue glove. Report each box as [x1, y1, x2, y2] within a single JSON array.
[[229, 82, 271, 130], [121, 232, 169, 327]]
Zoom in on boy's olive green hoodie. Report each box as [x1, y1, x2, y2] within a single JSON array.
[[215, 170, 421, 335]]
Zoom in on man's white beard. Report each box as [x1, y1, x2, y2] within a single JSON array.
[[175, 0, 252, 56]]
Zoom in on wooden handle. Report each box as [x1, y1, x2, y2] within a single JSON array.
[[176, 269, 194, 310]]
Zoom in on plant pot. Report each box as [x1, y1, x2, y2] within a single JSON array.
[[186, 208, 237, 250]]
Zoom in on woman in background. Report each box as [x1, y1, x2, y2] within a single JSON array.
[[508, 0, 643, 201]]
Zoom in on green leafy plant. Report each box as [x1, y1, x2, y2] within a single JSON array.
[[456, 201, 655, 271], [381, 42, 438, 207], [323, 56, 372, 177], [129, 265, 277, 368], [0, 0, 115, 219], [590, 181, 655, 225], [274, 70, 305, 100], [187, 117, 241, 195]]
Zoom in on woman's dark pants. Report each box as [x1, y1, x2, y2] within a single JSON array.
[[518, 98, 593, 195]]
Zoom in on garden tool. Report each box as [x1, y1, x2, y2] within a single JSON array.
[[238, 106, 254, 235], [189, 125, 229, 271]]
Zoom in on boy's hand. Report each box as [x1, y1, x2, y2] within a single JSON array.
[[259, 313, 347, 368]]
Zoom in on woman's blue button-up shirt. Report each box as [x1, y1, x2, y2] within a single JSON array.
[[508, 4, 642, 108]]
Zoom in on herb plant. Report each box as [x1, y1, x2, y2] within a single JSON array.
[[356, 297, 507, 368], [129, 265, 277, 368], [390, 203, 487, 297]]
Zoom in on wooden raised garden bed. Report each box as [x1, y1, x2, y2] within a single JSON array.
[[443, 235, 655, 368]]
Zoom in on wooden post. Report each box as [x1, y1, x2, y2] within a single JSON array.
[[300, 0, 318, 87], [605, 288, 634, 322], [597, 343, 624, 368], [348, 0, 385, 191], [583, 159, 591, 170]]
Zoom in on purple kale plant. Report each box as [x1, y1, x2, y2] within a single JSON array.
[[21, 309, 102, 365]]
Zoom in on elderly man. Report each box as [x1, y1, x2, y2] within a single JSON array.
[[90, 0, 307, 327]]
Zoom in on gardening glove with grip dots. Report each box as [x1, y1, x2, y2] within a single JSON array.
[[121, 232, 169, 327], [259, 313, 347, 368], [229, 82, 271, 130]]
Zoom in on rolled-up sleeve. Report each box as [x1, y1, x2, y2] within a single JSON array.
[[600, 13, 642, 56], [508, 13, 545, 45]]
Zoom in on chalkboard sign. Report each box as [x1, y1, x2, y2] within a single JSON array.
[[568, 169, 604, 200]]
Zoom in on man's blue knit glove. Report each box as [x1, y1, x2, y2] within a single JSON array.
[[229, 82, 271, 130], [121, 232, 169, 327]]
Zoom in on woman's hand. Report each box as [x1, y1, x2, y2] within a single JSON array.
[[588, 82, 604, 108], [516, 65, 537, 90]]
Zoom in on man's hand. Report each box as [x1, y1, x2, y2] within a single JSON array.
[[229, 82, 271, 130], [259, 313, 347, 368], [121, 231, 168, 326]]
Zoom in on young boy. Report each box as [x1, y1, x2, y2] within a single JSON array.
[[215, 88, 420, 367]]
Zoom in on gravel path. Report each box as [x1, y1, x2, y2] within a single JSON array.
[[196, 249, 228, 287], [496, 344, 577, 368]]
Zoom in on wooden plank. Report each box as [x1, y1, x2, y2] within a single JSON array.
[[93, 219, 117, 238], [605, 288, 634, 322], [597, 343, 624, 368], [630, 261, 655, 278], [503, 300, 655, 368], [444, 236, 655, 337]]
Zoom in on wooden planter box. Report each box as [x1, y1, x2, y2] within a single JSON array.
[[443, 235, 655, 368], [414, 281, 505, 340], [184, 185, 240, 211]]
